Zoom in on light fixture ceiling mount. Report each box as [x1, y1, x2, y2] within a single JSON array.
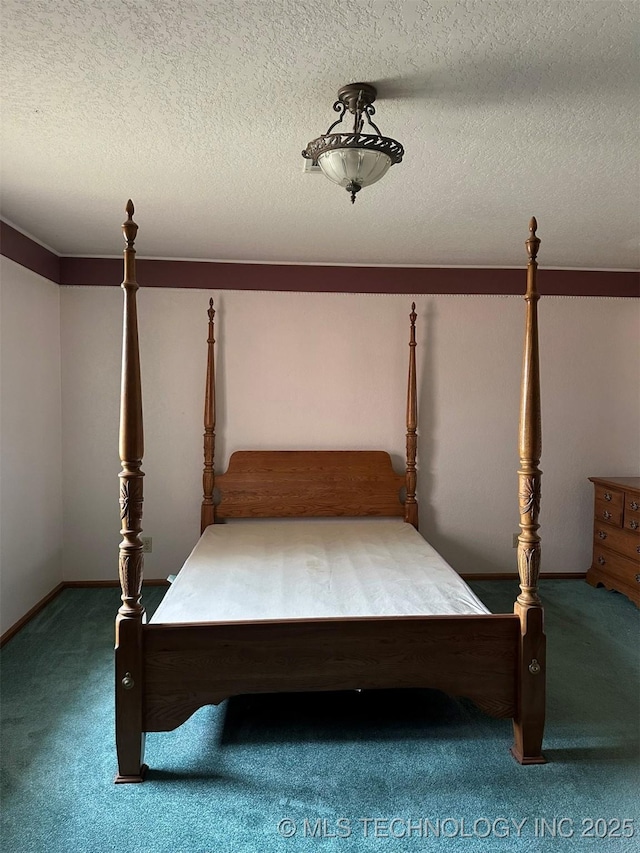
[[302, 83, 404, 204]]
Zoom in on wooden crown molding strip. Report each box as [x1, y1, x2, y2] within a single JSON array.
[[59, 256, 639, 297], [0, 221, 60, 283]]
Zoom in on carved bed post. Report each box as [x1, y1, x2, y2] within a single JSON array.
[[404, 302, 419, 528], [201, 299, 216, 533], [115, 200, 147, 783], [511, 217, 546, 765]]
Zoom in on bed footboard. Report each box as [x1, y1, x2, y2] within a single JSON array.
[[142, 615, 520, 732], [115, 611, 547, 779]]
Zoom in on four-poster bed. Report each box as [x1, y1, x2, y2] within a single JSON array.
[[115, 201, 546, 782]]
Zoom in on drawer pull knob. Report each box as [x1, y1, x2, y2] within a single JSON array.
[[121, 672, 134, 690], [630, 520, 639, 530], [598, 530, 607, 539], [637, 546, 640, 554], [603, 510, 612, 520], [636, 574, 640, 584], [631, 501, 639, 511], [597, 556, 606, 565], [528, 659, 541, 675], [604, 492, 612, 501]]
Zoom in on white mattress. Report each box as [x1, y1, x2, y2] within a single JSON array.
[[151, 520, 490, 623], [150, 520, 489, 623]]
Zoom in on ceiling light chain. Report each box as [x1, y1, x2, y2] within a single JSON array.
[[302, 83, 404, 204]]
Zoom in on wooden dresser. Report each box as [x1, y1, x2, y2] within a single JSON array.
[[586, 476, 640, 607]]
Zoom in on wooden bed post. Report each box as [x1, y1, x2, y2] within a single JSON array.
[[114, 200, 147, 783], [201, 299, 216, 533], [511, 217, 546, 765], [404, 302, 419, 528]]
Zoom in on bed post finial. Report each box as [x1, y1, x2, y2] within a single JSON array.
[[201, 298, 217, 532], [404, 302, 419, 529], [123, 200, 137, 242], [526, 216, 540, 264], [118, 199, 145, 618], [516, 218, 542, 606]]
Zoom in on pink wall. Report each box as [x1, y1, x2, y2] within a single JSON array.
[[59, 285, 639, 585]]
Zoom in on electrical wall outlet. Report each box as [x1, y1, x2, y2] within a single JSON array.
[[141, 537, 152, 553], [512, 533, 519, 548]]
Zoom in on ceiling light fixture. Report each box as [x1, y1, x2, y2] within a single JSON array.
[[302, 83, 404, 204]]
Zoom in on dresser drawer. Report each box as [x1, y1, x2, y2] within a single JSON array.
[[592, 545, 640, 589], [594, 497, 623, 527], [625, 495, 640, 531], [594, 525, 640, 561], [594, 483, 624, 512]]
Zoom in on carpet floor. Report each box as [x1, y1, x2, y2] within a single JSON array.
[[1, 580, 638, 852]]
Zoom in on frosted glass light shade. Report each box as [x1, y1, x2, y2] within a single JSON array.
[[317, 148, 393, 188]]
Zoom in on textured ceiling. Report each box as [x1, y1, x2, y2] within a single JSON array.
[[1, 0, 639, 269]]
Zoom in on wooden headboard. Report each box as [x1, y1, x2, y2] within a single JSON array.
[[215, 450, 405, 520], [200, 302, 419, 530]]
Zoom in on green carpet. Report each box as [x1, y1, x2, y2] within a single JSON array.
[[1, 581, 638, 852]]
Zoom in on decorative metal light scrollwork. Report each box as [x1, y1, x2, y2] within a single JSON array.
[[302, 83, 404, 204], [303, 133, 404, 166]]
